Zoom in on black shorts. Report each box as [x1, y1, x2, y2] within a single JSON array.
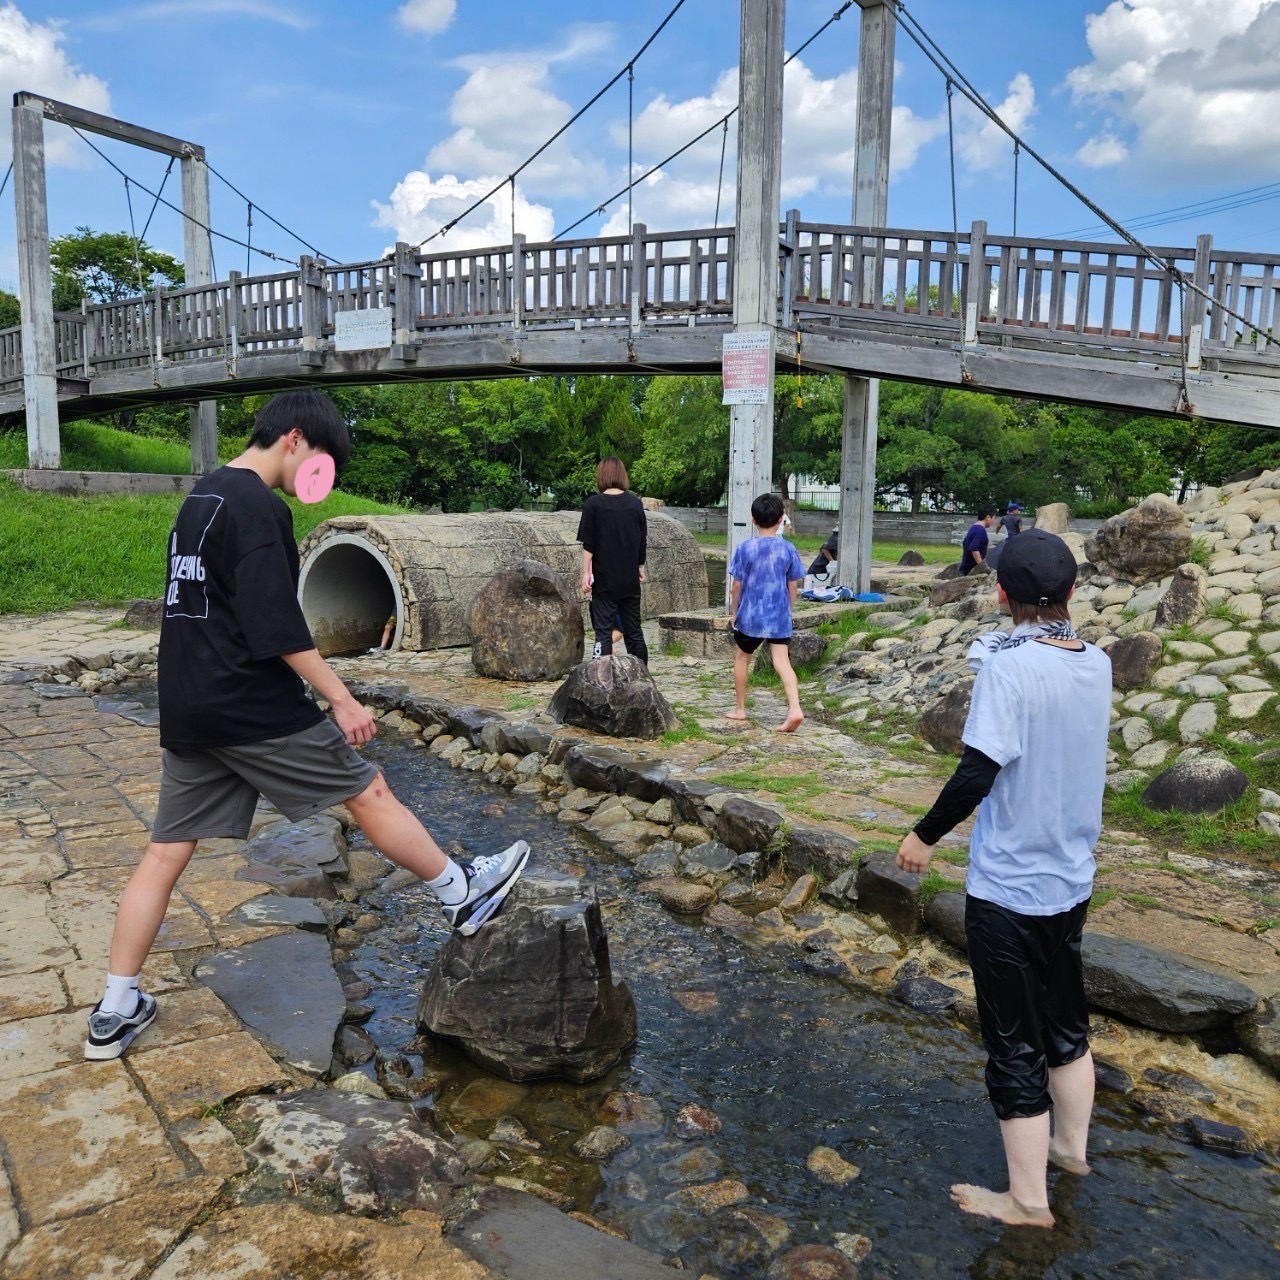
[[965, 894, 1091, 1121], [734, 630, 788, 654]]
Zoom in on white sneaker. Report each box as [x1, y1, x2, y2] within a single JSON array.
[[441, 841, 531, 935], [84, 992, 158, 1060]]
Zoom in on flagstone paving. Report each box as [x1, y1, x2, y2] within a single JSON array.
[[1, 603, 1278, 1276]]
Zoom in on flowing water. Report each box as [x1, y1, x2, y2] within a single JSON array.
[[348, 739, 1280, 1280]]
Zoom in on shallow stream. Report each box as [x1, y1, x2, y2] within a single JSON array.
[[348, 739, 1280, 1279]]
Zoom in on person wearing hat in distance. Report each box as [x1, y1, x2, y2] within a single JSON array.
[[896, 529, 1111, 1229], [1001, 500, 1024, 538]]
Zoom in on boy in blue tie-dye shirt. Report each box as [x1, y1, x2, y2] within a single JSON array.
[[727, 493, 806, 733]]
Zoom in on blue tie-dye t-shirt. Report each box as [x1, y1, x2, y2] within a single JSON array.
[[729, 536, 805, 640]]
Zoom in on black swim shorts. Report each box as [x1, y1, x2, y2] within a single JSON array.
[[733, 630, 789, 654], [965, 894, 1091, 1120]]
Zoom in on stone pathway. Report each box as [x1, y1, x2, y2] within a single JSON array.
[[0, 664, 494, 1279], [2, 596, 1280, 1276]]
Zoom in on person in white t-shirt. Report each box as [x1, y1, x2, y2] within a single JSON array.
[[896, 528, 1111, 1230]]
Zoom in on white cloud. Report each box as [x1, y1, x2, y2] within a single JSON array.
[[373, 171, 554, 251], [1076, 131, 1129, 167], [396, 0, 456, 37], [1066, 0, 1280, 175], [0, 4, 111, 165], [950, 73, 1035, 174], [83, 1, 311, 30]]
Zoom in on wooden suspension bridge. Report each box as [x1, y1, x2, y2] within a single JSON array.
[[3, 216, 1279, 431]]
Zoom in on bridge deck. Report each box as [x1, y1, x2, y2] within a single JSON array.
[[4, 219, 1279, 428]]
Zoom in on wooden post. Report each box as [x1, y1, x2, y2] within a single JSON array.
[[181, 151, 218, 474], [297, 258, 325, 369], [511, 232, 526, 330], [1185, 233, 1212, 369], [12, 99, 60, 469], [726, 0, 785, 595], [629, 222, 647, 330], [781, 207, 800, 329], [392, 241, 420, 360], [226, 269, 243, 378], [837, 0, 896, 593], [961, 219, 987, 346]]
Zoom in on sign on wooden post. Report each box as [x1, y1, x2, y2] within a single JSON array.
[[721, 330, 772, 404]]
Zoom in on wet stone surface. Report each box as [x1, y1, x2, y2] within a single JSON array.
[[343, 738, 1280, 1280]]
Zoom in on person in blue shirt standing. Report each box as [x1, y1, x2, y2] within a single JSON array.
[[727, 493, 807, 733], [960, 507, 996, 575]]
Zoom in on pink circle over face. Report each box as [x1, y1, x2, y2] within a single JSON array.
[[296, 454, 335, 504]]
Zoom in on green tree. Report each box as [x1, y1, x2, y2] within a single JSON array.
[[50, 226, 184, 306], [633, 376, 729, 505]]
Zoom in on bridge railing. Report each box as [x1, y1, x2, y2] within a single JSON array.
[[789, 220, 1280, 362], [4, 221, 1280, 395]]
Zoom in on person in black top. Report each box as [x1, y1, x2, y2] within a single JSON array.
[[807, 527, 839, 579], [577, 456, 648, 666], [85, 390, 529, 1062]]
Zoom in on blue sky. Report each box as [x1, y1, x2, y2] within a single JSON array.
[[5, 0, 1280, 290]]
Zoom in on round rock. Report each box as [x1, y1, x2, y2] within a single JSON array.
[[1140, 758, 1248, 814]]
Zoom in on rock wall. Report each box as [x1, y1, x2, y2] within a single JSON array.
[[298, 511, 708, 654]]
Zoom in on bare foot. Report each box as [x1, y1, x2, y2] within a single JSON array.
[[949, 1185, 1054, 1229], [1048, 1143, 1091, 1176], [724, 709, 749, 721], [778, 711, 804, 734]]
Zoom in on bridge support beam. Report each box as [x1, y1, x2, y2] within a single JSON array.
[[838, 0, 897, 593], [726, 0, 786, 597], [181, 153, 218, 473], [13, 100, 59, 469]]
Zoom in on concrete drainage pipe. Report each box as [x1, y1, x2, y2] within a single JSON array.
[[297, 511, 709, 655]]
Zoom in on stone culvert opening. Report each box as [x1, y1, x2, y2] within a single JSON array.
[[298, 511, 709, 656], [298, 534, 403, 655]]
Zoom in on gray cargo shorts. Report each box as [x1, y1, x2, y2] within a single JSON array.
[[151, 718, 379, 843]]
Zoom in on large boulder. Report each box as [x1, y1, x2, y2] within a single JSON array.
[[1082, 932, 1257, 1033], [549, 655, 676, 739], [930, 577, 983, 608], [1154, 562, 1208, 629], [467, 559, 583, 681], [1236, 999, 1280, 1077], [1084, 494, 1191, 584], [917, 678, 974, 755], [417, 873, 637, 1082], [1140, 758, 1249, 814], [1107, 631, 1162, 690], [1033, 502, 1070, 535], [855, 854, 924, 935], [897, 549, 926, 566]]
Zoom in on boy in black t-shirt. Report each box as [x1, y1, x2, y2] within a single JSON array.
[[86, 390, 529, 1061], [577, 456, 648, 666]]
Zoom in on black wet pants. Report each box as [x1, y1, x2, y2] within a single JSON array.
[[589, 593, 647, 667], [965, 895, 1091, 1121]]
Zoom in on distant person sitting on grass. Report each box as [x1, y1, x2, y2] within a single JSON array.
[[85, 389, 529, 1062], [960, 508, 996, 576], [727, 493, 806, 734], [896, 529, 1110, 1229], [807, 527, 839, 582]]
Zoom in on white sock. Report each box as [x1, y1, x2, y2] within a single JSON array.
[[425, 857, 469, 905], [100, 972, 140, 1016]]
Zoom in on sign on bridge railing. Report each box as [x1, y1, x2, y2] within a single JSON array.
[[333, 307, 392, 352]]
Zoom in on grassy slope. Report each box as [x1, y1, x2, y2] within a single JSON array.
[[0, 479, 401, 615], [690, 528, 956, 564]]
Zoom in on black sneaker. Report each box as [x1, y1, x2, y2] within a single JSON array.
[[442, 840, 531, 935], [84, 992, 158, 1061]]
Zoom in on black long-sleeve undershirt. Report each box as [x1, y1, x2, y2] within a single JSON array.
[[912, 745, 1002, 846]]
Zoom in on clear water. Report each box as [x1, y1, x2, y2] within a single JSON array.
[[350, 739, 1280, 1280]]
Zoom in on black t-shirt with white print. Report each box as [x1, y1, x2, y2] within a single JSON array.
[[158, 466, 323, 751]]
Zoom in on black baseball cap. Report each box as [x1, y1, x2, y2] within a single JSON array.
[[996, 528, 1077, 606]]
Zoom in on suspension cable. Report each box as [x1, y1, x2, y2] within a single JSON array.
[[416, 0, 689, 250], [892, 2, 1259, 357], [1012, 140, 1019, 237], [138, 156, 174, 244], [713, 118, 729, 229], [123, 177, 147, 293], [246, 202, 253, 276], [627, 63, 635, 238], [204, 158, 333, 260], [68, 125, 298, 267], [554, 3, 855, 241]]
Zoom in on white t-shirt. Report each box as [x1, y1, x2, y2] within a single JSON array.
[[962, 638, 1112, 916]]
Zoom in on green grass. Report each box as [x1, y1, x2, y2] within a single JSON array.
[[1204, 598, 1246, 623], [1188, 536, 1213, 570], [662, 639, 687, 658], [1089, 887, 1118, 910], [689, 528, 955, 564], [918, 865, 951, 905], [710, 767, 826, 801], [0, 421, 245, 474], [0, 477, 401, 614], [504, 694, 539, 712], [658, 709, 733, 748]]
